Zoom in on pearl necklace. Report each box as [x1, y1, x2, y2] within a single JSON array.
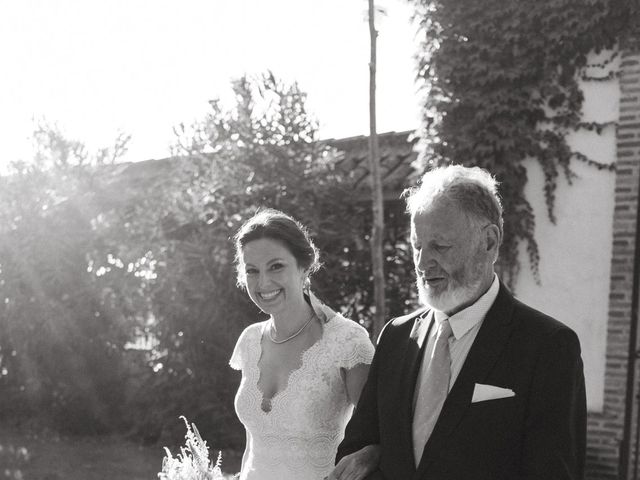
[[268, 311, 316, 344]]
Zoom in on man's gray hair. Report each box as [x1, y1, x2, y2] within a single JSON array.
[[403, 165, 504, 238]]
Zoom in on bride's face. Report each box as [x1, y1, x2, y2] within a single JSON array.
[[240, 238, 307, 316]]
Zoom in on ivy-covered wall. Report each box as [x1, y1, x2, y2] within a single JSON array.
[[514, 51, 618, 412], [408, 0, 636, 286]]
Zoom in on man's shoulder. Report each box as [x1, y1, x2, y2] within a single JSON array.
[[390, 307, 428, 326], [381, 307, 428, 336], [373, 308, 426, 346], [507, 290, 578, 338]]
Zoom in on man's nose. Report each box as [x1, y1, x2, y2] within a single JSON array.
[[415, 248, 432, 273]]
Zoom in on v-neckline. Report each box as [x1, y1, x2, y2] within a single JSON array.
[[254, 320, 327, 414]]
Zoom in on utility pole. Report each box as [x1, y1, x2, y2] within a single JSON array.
[[368, 0, 386, 340]]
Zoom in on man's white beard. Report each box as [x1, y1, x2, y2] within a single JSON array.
[[416, 268, 485, 314]]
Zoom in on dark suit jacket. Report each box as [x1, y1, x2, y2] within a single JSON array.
[[337, 282, 586, 480]]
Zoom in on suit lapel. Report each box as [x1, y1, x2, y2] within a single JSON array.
[[395, 308, 432, 471], [415, 283, 517, 475]]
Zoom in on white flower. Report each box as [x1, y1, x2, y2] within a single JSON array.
[[158, 416, 225, 480]]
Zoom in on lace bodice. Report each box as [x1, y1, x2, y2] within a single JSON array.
[[229, 314, 374, 480]]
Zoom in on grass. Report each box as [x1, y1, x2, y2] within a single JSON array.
[[0, 426, 242, 480]]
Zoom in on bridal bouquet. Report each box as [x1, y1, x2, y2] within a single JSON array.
[[158, 416, 225, 480]]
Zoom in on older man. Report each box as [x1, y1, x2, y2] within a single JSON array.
[[334, 165, 586, 480]]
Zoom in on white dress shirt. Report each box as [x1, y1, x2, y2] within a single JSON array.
[[415, 274, 500, 399]]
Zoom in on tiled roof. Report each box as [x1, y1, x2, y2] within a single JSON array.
[[326, 130, 419, 199], [94, 130, 419, 201]]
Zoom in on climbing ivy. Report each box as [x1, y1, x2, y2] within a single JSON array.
[[408, 0, 638, 286]]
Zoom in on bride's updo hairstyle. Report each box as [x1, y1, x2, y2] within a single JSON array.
[[233, 208, 320, 289]]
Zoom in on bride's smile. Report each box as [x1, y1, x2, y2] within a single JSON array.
[[241, 237, 309, 322]]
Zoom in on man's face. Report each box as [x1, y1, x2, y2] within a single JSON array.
[[410, 198, 495, 315]]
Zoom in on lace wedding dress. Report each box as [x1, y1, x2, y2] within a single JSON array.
[[229, 313, 374, 480]]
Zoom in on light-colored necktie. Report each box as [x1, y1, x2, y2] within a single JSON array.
[[412, 319, 453, 466]]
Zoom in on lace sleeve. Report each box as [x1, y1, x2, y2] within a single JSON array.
[[339, 319, 375, 370], [229, 325, 254, 371]]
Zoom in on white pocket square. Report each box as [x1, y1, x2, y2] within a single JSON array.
[[472, 383, 515, 403]]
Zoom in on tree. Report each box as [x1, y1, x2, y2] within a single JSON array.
[[0, 122, 136, 433]]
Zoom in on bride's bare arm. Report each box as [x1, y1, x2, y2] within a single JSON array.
[[240, 431, 250, 474], [343, 363, 370, 406], [326, 365, 379, 480]]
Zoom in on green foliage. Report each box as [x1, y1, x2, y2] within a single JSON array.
[[409, 0, 637, 284], [0, 123, 135, 433], [0, 443, 28, 479]]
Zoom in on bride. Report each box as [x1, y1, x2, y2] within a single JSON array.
[[229, 209, 379, 480]]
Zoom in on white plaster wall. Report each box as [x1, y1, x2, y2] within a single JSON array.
[[514, 53, 619, 412]]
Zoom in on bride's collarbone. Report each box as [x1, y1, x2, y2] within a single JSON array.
[[257, 321, 323, 398], [263, 318, 323, 352]]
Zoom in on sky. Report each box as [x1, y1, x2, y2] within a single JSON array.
[[0, 0, 422, 170]]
